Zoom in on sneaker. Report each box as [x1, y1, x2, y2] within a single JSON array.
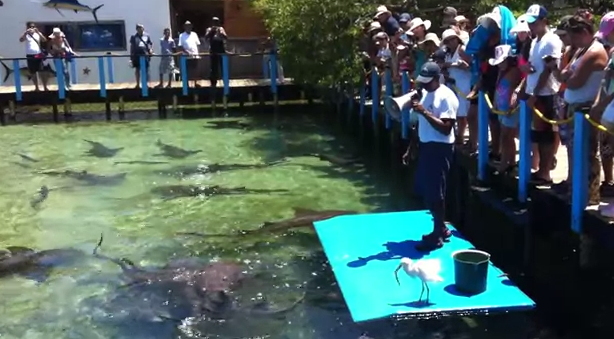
[[422, 227, 451, 243], [600, 182, 614, 197]]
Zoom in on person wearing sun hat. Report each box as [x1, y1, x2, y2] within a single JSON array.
[[522, 4, 563, 186], [441, 28, 471, 142], [402, 60, 458, 251], [374, 5, 401, 38], [489, 44, 522, 174]]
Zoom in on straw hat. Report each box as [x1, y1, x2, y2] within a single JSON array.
[[48, 27, 65, 38], [454, 15, 468, 23], [418, 33, 441, 46], [374, 5, 391, 19], [368, 21, 382, 32], [407, 17, 432, 34], [510, 14, 531, 33], [488, 45, 513, 66], [441, 29, 461, 43]]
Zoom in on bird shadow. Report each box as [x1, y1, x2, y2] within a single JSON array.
[[501, 279, 516, 287], [347, 240, 425, 268], [389, 300, 436, 308]]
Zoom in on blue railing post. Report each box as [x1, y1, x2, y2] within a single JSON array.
[[180, 55, 188, 96], [571, 111, 589, 233], [270, 51, 278, 95], [12, 59, 22, 101], [477, 91, 489, 181], [401, 71, 410, 139], [222, 54, 230, 97], [518, 101, 532, 202], [70, 59, 77, 84], [359, 78, 366, 116], [106, 53, 114, 83], [97, 56, 106, 98], [384, 69, 393, 129], [371, 69, 378, 124], [54, 58, 65, 99], [139, 55, 148, 97]]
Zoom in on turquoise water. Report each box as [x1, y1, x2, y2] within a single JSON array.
[[0, 112, 541, 338]]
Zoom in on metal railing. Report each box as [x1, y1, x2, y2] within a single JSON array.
[[1, 51, 283, 101], [361, 67, 609, 235]]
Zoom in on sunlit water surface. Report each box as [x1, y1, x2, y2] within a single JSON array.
[[0, 113, 540, 339]]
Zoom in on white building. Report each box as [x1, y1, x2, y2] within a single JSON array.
[[0, 0, 171, 86]]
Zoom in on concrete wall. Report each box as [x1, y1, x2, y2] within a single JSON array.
[[0, 0, 170, 85]]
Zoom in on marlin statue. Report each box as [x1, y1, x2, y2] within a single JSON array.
[[41, 0, 104, 23]]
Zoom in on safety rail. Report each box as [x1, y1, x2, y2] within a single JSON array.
[[0, 51, 282, 102], [358, 67, 614, 235]]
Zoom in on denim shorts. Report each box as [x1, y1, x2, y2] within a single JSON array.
[[414, 142, 454, 204]]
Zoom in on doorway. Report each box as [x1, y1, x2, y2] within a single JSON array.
[[170, 0, 224, 35]]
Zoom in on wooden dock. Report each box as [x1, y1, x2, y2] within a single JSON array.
[[0, 78, 302, 107]]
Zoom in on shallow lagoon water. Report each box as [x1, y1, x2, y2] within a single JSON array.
[[0, 113, 542, 338]]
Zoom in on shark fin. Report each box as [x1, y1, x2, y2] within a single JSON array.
[[292, 207, 317, 216]]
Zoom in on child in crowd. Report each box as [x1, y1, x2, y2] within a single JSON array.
[[397, 44, 410, 75], [374, 31, 392, 73], [489, 45, 521, 174]]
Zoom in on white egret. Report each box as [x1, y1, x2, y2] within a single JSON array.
[[394, 257, 443, 303]]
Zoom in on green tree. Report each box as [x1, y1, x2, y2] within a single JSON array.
[[250, 0, 580, 88]]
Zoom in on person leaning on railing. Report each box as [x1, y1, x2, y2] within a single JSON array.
[[593, 12, 614, 205], [548, 15, 607, 203], [47, 27, 78, 90], [129, 24, 153, 89]]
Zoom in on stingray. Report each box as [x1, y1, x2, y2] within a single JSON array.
[[155, 140, 201, 159], [148, 184, 289, 201], [92, 235, 304, 320], [156, 159, 288, 178], [83, 139, 124, 158], [114, 160, 169, 165], [178, 207, 357, 238], [13, 152, 38, 162]]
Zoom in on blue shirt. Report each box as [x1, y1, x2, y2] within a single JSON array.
[[384, 16, 400, 37]]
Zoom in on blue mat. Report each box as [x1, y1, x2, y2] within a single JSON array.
[[314, 210, 535, 323]]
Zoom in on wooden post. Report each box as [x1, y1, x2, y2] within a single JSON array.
[[105, 99, 112, 121], [118, 96, 125, 120], [63, 98, 72, 119], [8, 100, 15, 122], [172, 95, 178, 114], [52, 98, 59, 123], [0, 102, 5, 126]]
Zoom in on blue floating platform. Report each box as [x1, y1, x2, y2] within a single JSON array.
[[313, 210, 535, 323]]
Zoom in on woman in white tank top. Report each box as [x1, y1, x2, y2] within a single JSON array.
[[441, 29, 472, 144], [548, 15, 607, 202]]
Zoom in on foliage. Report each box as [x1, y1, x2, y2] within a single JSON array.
[[249, 0, 603, 88]]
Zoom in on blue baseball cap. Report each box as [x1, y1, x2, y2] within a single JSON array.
[[399, 13, 412, 23], [416, 61, 441, 83], [525, 4, 548, 23]]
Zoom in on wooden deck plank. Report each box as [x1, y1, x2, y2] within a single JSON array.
[[0, 79, 293, 94]]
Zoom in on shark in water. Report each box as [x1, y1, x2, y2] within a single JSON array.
[[155, 140, 201, 159], [41, 0, 104, 23], [0, 60, 56, 83]]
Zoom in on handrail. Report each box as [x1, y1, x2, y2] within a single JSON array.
[[0, 52, 274, 61], [1, 51, 284, 101], [361, 67, 614, 235]]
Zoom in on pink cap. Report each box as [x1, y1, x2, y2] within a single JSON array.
[[596, 11, 614, 40]]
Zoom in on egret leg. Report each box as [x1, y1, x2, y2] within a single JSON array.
[[418, 282, 425, 302], [425, 283, 430, 304]]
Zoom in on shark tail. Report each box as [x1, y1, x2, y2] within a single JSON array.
[[1, 60, 12, 84], [92, 4, 104, 23]]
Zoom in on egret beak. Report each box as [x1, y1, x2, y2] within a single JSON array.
[[394, 264, 402, 285]]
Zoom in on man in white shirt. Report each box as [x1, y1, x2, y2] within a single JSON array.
[[178, 21, 201, 88], [18, 21, 48, 91], [402, 61, 458, 251], [522, 4, 563, 185]]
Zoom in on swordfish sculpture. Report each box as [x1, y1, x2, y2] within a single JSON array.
[[41, 0, 104, 23]]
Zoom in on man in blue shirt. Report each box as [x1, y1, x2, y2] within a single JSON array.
[[374, 5, 402, 39]]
